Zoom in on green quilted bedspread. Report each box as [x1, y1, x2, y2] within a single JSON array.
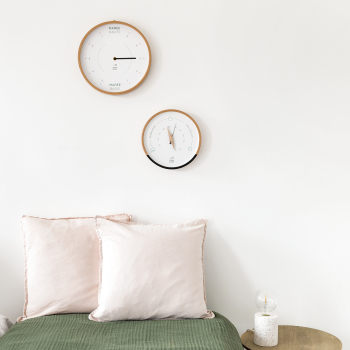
[[0, 312, 243, 350]]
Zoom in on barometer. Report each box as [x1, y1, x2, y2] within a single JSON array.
[[142, 110, 201, 169]]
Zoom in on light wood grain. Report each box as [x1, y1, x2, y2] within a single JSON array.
[[241, 326, 342, 350]]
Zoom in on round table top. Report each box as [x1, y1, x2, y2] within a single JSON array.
[[241, 325, 342, 350]]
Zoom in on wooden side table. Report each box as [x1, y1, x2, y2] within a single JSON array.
[[241, 326, 342, 350]]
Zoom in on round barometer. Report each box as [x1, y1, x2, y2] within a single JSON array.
[[78, 21, 151, 94], [142, 110, 201, 169]]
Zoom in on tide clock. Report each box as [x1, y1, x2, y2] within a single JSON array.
[[78, 21, 151, 94], [142, 110, 201, 169]]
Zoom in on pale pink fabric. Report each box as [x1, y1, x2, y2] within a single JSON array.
[[18, 214, 131, 322], [89, 218, 214, 322]]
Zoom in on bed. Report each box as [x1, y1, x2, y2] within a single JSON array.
[[0, 312, 243, 350]]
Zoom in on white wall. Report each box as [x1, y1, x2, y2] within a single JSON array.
[[0, 0, 349, 347]]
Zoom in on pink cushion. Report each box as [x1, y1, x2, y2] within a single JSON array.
[[89, 218, 214, 322], [18, 214, 131, 322]]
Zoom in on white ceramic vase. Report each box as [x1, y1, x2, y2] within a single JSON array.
[[254, 312, 278, 347]]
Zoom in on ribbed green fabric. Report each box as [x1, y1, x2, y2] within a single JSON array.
[[0, 312, 243, 350]]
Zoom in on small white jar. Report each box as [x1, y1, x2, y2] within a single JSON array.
[[254, 312, 278, 347]]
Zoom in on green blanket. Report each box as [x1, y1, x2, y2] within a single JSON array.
[[0, 312, 243, 350]]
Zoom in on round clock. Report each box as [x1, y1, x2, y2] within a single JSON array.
[[142, 110, 201, 169], [78, 21, 151, 94]]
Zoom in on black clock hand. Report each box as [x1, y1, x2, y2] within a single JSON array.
[[113, 57, 136, 60], [172, 124, 177, 135]]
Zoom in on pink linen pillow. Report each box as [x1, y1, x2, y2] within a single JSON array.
[[89, 217, 214, 322], [18, 214, 131, 322]]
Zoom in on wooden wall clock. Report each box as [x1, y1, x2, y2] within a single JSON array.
[[78, 21, 151, 94], [142, 110, 201, 169]]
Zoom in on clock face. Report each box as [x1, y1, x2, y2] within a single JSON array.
[[142, 110, 201, 169], [78, 21, 151, 94]]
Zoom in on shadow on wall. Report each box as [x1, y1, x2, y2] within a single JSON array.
[[204, 227, 255, 332], [204, 226, 346, 339], [0, 253, 24, 323]]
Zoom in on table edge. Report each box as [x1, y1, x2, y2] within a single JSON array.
[[240, 326, 342, 350]]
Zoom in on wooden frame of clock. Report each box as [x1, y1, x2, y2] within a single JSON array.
[[142, 109, 202, 170], [78, 21, 151, 95]]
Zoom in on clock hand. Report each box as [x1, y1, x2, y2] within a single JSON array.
[[113, 57, 136, 60], [172, 124, 177, 135], [167, 127, 175, 150], [167, 127, 172, 144]]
